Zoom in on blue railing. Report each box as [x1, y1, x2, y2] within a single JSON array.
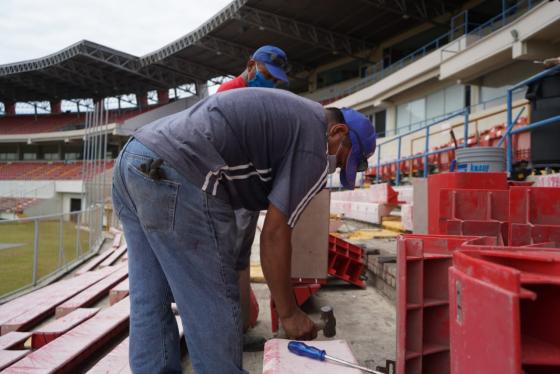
[[374, 108, 470, 186], [506, 64, 560, 174], [317, 0, 540, 104]]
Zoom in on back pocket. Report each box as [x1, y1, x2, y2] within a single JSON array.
[[125, 162, 179, 232]]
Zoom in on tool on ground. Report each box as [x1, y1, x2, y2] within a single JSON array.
[[288, 341, 383, 374], [276, 305, 336, 338]]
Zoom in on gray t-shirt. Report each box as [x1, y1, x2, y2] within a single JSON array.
[[134, 88, 328, 228]]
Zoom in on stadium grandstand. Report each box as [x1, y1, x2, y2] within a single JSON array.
[[0, 0, 560, 372]]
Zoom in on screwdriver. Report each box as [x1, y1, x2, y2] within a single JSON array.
[[288, 341, 383, 374]]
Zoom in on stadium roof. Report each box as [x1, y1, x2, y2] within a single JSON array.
[[0, 0, 469, 102]]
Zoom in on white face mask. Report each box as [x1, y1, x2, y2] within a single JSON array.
[[327, 141, 343, 174]]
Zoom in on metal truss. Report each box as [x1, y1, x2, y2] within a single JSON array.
[[361, 0, 450, 26], [141, 0, 249, 64], [236, 6, 374, 56]]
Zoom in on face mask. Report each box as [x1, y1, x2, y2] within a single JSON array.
[[247, 70, 275, 88], [327, 141, 343, 174]]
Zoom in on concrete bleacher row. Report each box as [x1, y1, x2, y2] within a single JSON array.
[[0, 160, 114, 180], [0, 197, 41, 214], [0, 106, 159, 135], [0, 233, 138, 372]]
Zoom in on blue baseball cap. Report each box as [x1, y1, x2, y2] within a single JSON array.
[[340, 108, 377, 189], [252, 45, 289, 83]]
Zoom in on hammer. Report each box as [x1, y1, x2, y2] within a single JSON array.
[[276, 305, 336, 339]]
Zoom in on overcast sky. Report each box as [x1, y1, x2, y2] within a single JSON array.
[[0, 0, 232, 64]]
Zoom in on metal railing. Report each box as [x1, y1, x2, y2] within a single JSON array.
[[506, 64, 560, 174], [316, 0, 540, 104], [374, 108, 470, 185], [0, 207, 104, 300]]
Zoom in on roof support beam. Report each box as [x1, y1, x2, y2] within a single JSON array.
[[236, 6, 374, 58], [360, 0, 449, 27]]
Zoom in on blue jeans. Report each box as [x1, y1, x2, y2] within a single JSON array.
[[112, 139, 244, 374]]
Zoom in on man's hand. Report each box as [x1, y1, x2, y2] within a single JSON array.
[[281, 308, 318, 340]]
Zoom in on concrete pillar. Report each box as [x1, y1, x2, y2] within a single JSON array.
[[4, 101, 16, 116], [50, 100, 62, 114], [386, 106, 397, 136], [136, 92, 148, 109], [157, 89, 170, 104], [195, 81, 208, 99]]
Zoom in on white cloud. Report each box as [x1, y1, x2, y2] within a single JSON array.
[[0, 0, 232, 64]]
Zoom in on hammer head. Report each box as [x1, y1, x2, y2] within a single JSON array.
[[319, 305, 336, 337]]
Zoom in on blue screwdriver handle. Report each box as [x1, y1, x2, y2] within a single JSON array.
[[288, 341, 326, 361]]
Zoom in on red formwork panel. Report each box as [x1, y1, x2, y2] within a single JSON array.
[[56, 265, 128, 317], [449, 249, 560, 374], [32, 308, 100, 349], [509, 187, 560, 246], [0, 267, 115, 335], [396, 234, 496, 374], [0, 331, 31, 350], [428, 172, 509, 234], [4, 297, 130, 373], [439, 189, 510, 245], [328, 235, 366, 288]]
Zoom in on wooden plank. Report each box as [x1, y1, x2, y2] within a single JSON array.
[[291, 190, 330, 280], [109, 278, 129, 306], [0, 268, 115, 335], [55, 265, 128, 318], [0, 350, 29, 371], [87, 316, 183, 374], [99, 245, 127, 268], [0, 332, 31, 350], [75, 249, 116, 275], [32, 308, 100, 349], [4, 298, 130, 373]]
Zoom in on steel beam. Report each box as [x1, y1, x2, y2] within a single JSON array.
[[236, 6, 373, 56]]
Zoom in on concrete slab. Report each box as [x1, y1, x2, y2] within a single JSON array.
[[182, 282, 396, 373]]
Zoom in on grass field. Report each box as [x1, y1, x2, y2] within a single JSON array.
[[0, 220, 90, 296]]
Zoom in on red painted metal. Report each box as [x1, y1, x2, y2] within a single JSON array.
[[32, 308, 100, 349], [396, 234, 496, 374], [4, 298, 130, 373], [56, 265, 128, 318], [509, 186, 560, 246], [428, 172, 509, 234], [449, 248, 560, 374], [0, 332, 31, 350], [328, 235, 366, 288], [439, 188, 510, 244], [270, 284, 321, 333]]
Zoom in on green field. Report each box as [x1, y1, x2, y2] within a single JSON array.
[[0, 220, 90, 296]]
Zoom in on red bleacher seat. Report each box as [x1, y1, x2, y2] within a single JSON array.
[[0, 113, 85, 134], [0, 160, 114, 180]]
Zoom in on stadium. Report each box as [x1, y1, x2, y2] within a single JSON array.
[[0, 0, 559, 372]]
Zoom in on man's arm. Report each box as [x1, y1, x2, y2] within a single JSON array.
[[261, 203, 317, 340]]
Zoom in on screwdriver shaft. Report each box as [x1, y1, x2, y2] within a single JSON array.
[[325, 354, 383, 374]]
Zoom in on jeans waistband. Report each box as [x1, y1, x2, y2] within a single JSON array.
[[123, 138, 159, 159]]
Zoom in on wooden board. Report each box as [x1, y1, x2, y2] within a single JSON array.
[[291, 190, 330, 280]]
